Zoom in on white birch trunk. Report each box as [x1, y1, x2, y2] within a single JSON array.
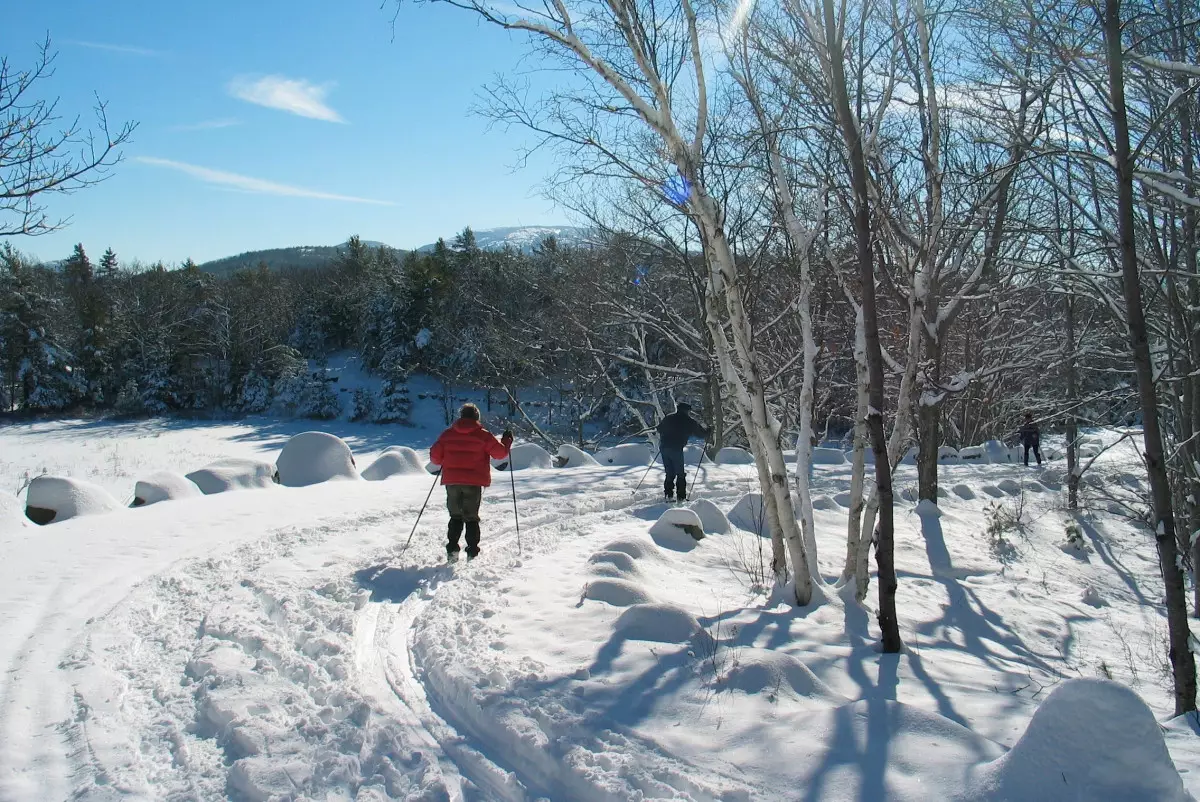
[[842, 305, 871, 600]]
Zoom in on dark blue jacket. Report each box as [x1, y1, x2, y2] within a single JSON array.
[[657, 411, 708, 451]]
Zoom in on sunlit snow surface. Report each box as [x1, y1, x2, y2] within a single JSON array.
[[1, 420, 1196, 800]]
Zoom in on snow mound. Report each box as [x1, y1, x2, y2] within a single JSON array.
[[689, 498, 730, 534], [1080, 586, 1107, 607], [959, 445, 987, 463], [596, 443, 653, 466], [967, 679, 1188, 801], [361, 449, 425, 481], [275, 431, 359, 488], [984, 440, 1018, 464], [915, 499, 942, 517], [715, 447, 755, 465], [583, 578, 655, 607], [132, 472, 203, 507], [900, 446, 919, 465], [649, 507, 705, 550], [721, 648, 836, 700], [612, 603, 703, 643], [952, 483, 976, 500], [501, 442, 553, 471], [996, 479, 1022, 495], [557, 444, 598, 468], [811, 447, 846, 465], [600, 537, 663, 562], [25, 475, 121, 524], [834, 492, 852, 507], [683, 443, 709, 464], [813, 496, 840, 511], [1038, 469, 1063, 488], [728, 493, 768, 534], [587, 550, 644, 579], [186, 458, 277, 495], [938, 446, 960, 463], [1, 491, 30, 533]]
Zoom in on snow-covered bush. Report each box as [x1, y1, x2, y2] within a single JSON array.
[[557, 444, 598, 468], [25, 475, 121, 524], [349, 387, 375, 422], [275, 432, 359, 487], [967, 679, 1188, 801], [237, 371, 272, 414], [362, 448, 425, 481], [272, 372, 341, 420], [715, 447, 754, 465], [649, 507, 705, 548], [373, 379, 411, 424], [728, 493, 767, 535], [983, 500, 1021, 564], [132, 472, 203, 507], [496, 443, 553, 471], [596, 443, 653, 466], [186, 458, 278, 494]]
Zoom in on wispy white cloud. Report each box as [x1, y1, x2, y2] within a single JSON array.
[[135, 157, 392, 205], [67, 40, 162, 57], [228, 75, 345, 123], [169, 118, 243, 132]]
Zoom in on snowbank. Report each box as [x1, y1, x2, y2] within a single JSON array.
[[728, 493, 767, 534], [556, 444, 598, 468], [983, 440, 1018, 464], [689, 498, 730, 534], [715, 447, 755, 465], [583, 578, 655, 607], [186, 458, 278, 495], [595, 443, 653, 466], [612, 602, 703, 643], [901, 446, 919, 465], [132, 472, 203, 507], [959, 445, 987, 463], [938, 446, 960, 464], [275, 432, 359, 488], [362, 447, 425, 480], [811, 447, 846, 465], [497, 442, 553, 471], [1, 491, 30, 533], [649, 507, 705, 550], [25, 475, 121, 524], [683, 443, 708, 465], [721, 648, 836, 700], [967, 678, 1188, 801]]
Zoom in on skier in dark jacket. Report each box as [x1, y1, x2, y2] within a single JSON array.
[[656, 402, 709, 501], [430, 403, 513, 560], [1019, 412, 1042, 467]]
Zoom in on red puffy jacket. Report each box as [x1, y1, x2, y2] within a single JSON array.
[[430, 419, 513, 487]]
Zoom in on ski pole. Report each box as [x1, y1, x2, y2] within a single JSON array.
[[687, 439, 707, 496], [632, 449, 662, 495], [509, 458, 521, 554], [401, 470, 441, 554]]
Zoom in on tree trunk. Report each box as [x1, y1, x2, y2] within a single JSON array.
[[822, 0, 900, 651], [842, 304, 871, 601], [1103, 0, 1195, 714]]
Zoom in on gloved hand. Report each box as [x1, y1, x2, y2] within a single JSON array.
[[502, 429, 514, 441]]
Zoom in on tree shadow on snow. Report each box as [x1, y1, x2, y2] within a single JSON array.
[[353, 563, 449, 603], [1078, 517, 1151, 606]]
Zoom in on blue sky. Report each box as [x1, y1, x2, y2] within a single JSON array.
[[5, 0, 566, 265]]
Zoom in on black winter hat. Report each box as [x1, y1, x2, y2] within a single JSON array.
[[676, 402, 692, 413]]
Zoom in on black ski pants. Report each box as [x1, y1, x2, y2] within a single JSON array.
[[1023, 442, 1042, 466], [446, 485, 483, 556], [663, 448, 687, 499]]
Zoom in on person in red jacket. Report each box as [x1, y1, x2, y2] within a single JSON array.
[[429, 403, 513, 560]]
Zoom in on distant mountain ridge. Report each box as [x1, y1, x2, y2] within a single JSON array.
[[416, 225, 596, 254], [197, 240, 397, 276]]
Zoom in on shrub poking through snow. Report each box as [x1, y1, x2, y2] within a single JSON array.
[[967, 678, 1189, 801], [276, 432, 359, 487], [25, 475, 121, 524], [983, 500, 1021, 565], [362, 447, 425, 481], [186, 458, 278, 495], [132, 472, 203, 507], [1062, 519, 1091, 555]]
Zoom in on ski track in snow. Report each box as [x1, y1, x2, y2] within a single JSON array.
[[2, 424, 1198, 800]]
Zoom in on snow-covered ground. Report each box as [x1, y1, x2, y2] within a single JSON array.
[[1, 420, 1197, 800]]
